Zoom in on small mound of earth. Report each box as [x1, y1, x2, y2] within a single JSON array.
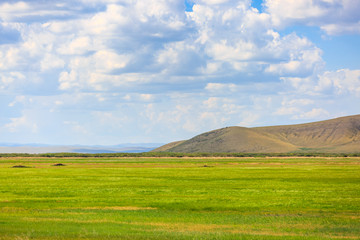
[[52, 163, 66, 166], [12, 165, 29, 168], [202, 164, 213, 167]]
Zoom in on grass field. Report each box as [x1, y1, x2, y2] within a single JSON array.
[[0, 157, 359, 239]]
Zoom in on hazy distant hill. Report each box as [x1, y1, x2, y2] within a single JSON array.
[[0, 143, 163, 154], [153, 115, 360, 153]]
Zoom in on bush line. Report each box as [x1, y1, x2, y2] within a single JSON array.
[[0, 152, 359, 158]]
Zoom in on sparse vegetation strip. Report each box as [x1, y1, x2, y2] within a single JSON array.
[[0, 152, 360, 158]]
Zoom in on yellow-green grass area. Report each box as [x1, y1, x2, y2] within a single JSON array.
[[0, 157, 359, 239]]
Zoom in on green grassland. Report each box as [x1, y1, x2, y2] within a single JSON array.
[[0, 157, 359, 239]]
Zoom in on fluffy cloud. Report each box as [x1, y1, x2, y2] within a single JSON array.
[[316, 69, 360, 96], [187, 1, 324, 79], [0, 0, 326, 94], [205, 83, 238, 93], [265, 34, 324, 77], [0, 0, 359, 144], [283, 69, 360, 97], [275, 98, 315, 116], [0, 2, 32, 22], [295, 108, 330, 120], [264, 0, 360, 35], [0, 1, 77, 23], [4, 113, 38, 133]]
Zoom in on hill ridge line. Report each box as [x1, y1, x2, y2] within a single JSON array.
[[153, 114, 360, 153]]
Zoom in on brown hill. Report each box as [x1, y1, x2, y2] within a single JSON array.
[[153, 115, 360, 153], [152, 140, 186, 152]]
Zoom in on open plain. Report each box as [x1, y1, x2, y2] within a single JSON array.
[[0, 157, 359, 239]]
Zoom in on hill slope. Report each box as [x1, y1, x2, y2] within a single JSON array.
[[153, 115, 360, 153]]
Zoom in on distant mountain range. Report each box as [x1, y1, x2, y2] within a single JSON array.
[[0, 143, 163, 154], [153, 115, 360, 153]]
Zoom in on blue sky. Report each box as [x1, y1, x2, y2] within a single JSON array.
[[0, 0, 360, 145]]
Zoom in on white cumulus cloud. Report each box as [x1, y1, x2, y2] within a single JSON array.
[[0, 0, 359, 144], [264, 0, 360, 35]]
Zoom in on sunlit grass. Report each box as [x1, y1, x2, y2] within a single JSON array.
[[0, 157, 359, 239]]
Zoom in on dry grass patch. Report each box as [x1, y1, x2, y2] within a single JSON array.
[[19, 216, 360, 239], [81, 206, 157, 211], [54, 206, 157, 211]]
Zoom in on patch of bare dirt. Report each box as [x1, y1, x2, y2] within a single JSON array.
[[52, 163, 66, 166]]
